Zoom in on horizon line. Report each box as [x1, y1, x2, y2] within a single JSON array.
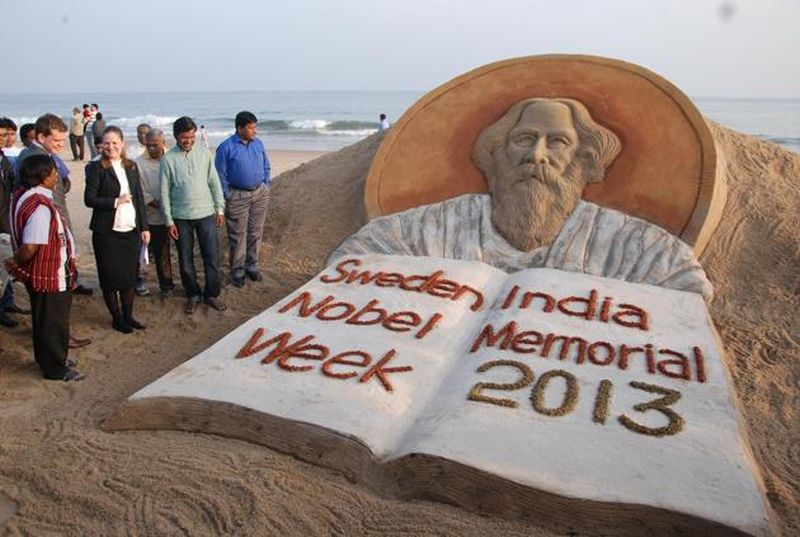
[[1, 90, 799, 101]]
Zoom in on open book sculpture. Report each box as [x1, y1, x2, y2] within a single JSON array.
[[107, 56, 771, 535]]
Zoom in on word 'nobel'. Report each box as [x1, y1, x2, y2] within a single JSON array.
[[235, 328, 412, 392], [278, 291, 442, 340], [320, 258, 485, 311], [501, 284, 649, 331], [471, 321, 707, 384]]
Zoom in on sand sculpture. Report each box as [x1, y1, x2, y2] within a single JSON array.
[[106, 56, 773, 535], [332, 96, 711, 298]]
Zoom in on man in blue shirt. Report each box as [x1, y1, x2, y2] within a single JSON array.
[[214, 111, 271, 288]]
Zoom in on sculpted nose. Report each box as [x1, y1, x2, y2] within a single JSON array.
[[531, 137, 548, 164]]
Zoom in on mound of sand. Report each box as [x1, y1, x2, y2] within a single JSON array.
[[0, 126, 797, 535]]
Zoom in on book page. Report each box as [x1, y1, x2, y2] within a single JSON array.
[[391, 268, 769, 535], [129, 254, 506, 458]]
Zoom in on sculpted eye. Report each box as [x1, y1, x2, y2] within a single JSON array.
[[549, 137, 570, 148], [512, 134, 536, 147]]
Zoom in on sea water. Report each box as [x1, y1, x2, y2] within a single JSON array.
[[0, 91, 797, 153]]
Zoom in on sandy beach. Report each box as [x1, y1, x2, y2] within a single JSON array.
[[0, 129, 798, 536]]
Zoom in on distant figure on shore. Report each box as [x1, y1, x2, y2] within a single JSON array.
[[160, 116, 226, 314], [214, 111, 271, 288], [135, 129, 174, 297], [85, 126, 150, 334], [378, 113, 391, 132], [86, 104, 100, 158], [5, 155, 85, 381], [200, 124, 209, 150], [20, 123, 35, 148], [69, 107, 86, 161]]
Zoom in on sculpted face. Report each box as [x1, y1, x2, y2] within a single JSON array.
[[487, 100, 586, 252], [505, 102, 579, 178]]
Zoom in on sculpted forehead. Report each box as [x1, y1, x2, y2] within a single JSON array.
[[510, 101, 577, 140]]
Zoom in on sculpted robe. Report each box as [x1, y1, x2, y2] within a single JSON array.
[[330, 194, 712, 299]]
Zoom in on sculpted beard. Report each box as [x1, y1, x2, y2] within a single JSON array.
[[490, 155, 585, 251]]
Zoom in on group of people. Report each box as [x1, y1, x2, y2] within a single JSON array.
[[1, 111, 273, 383], [67, 103, 105, 161]]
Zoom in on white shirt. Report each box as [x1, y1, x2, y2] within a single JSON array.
[[111, 159, 137, 232], [378, 119, 391, 131], [15, 186, 75, 291]]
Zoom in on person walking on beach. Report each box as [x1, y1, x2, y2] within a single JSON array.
[[69, 107, 85, 161], [160, 116, 226, 314], [135, 128, 174, 297], [214, 111, 271, 288], [4, 155, 85, 381], [378, 113, 391, 131], [200, 124, 209, 150]]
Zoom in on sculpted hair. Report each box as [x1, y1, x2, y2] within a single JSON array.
[[472, 98, 621, 184], [34, 113, 68, 136], [173, 116, 197, 137], [99, 125, 135, 169], [19, 154, 56, 188], [235, 111, 257, 129]]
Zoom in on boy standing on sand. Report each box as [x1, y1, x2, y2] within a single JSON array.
[[5, 155, 85, 381]]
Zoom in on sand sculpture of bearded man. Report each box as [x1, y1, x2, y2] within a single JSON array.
[[330, 97, 712, 298]]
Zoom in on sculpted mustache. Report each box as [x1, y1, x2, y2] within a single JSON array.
[[518, 163, 558, 185]]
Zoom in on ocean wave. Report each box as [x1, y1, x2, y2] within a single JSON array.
[[249, 119, 378, 140], [9, 116, 38, 126], [290, 119, 330, 130], [764, 135, 800, 146], [111, 114, 178, 128], [317, 129, 377, 137]]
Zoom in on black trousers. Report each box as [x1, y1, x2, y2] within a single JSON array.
[[69, 133, 84, 160], [26, 287, 71, 379]]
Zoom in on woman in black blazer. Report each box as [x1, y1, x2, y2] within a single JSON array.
[[84, 125, 150, 333]]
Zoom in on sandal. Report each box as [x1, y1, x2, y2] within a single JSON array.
[[185, 298, 200, 315], [204, 297, 227, 311]]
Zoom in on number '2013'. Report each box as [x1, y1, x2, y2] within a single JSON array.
[[467, 359, 684, 437]]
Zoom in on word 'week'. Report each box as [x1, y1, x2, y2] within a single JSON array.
[[320, 258, 485, 311], [236, 328, 412, 392]]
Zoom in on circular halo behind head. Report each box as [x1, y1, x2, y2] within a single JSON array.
[[365, 54, 725, 255]]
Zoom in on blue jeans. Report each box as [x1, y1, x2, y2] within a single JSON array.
[[175, 215, 221, 300]]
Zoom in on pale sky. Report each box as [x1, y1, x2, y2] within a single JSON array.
[[4, 0, 799, 97]]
